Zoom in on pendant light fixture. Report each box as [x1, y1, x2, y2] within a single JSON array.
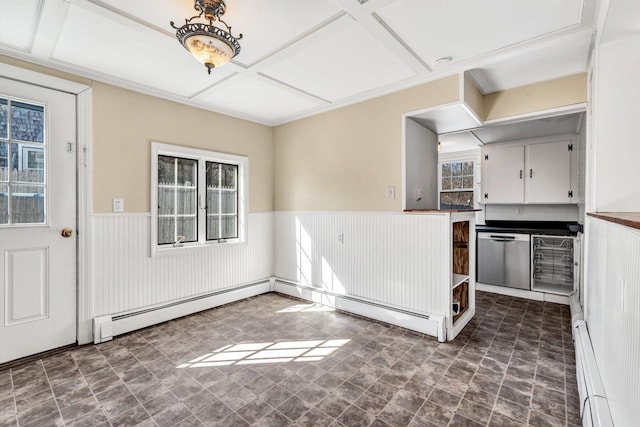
[[171, 0, 242, 74]]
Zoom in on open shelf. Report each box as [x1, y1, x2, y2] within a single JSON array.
[[453, 274, 469, 289]]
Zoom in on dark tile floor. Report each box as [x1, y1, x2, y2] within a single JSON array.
[[0, 291, 580, 426]]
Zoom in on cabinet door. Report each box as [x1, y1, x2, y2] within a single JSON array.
[[525, 140, 572, 203], [482, 145, 524, 203]]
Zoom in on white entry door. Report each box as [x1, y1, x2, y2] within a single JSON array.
[[0, 78, 77, 363]]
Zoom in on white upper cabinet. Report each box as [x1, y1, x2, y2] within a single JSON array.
[[482, 145, 525, 203], [481, 137, 578, 204], [526, 140, 574, 203]]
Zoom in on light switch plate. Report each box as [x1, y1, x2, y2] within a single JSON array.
[[113, 198, 124, 213]]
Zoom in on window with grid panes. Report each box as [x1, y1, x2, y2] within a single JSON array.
[[440, 161, 474, 210], [152, 142, 247, 254]]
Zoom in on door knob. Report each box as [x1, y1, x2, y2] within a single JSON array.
[[61, 228, 74, 238]]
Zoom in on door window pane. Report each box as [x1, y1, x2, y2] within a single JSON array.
[[0, 183, 7, 224], [11, 101, 44, 143], [11, 184, 45, 224], [0, 99, 7, 139], [1, 98, 47, 226], [0, 142, 8, 178]]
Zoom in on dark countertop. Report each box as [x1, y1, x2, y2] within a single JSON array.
[[587, 212, 640, 231], [476, 221, 581, 236], [403, 209, 481, 213]]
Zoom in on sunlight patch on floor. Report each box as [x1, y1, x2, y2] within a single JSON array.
[[176, 338, 350, 369], [277, 303, 335, 313]]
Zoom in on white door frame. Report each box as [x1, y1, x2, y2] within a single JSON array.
[[0, 62, 94, 345]]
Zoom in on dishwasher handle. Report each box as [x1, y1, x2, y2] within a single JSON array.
[[478, 232, 530, 242]]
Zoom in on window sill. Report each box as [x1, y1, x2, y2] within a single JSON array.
[[151, 239, 246, 257]]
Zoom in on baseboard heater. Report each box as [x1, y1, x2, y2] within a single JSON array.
[[93, 279, 272, 343], [274, 279, 445, 341], [570, 293, 614, 427]]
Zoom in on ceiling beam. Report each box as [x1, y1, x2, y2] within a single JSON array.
[[334, 0, 429, 74], [31, 0, 71, 58]]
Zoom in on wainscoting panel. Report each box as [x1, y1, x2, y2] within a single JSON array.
[[585, 217, 640, 426], [274, 211, 450, 317], [92, 212, 273, 316]]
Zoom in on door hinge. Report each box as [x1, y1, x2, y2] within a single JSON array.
[[568, 144, 573, 151], [484, 154, 489, 161], [568, 190, 573, 198], [66, 141, 75, 153], [484, 193, 488, 199]]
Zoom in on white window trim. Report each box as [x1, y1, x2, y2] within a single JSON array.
[[151, 142, 248, 257]]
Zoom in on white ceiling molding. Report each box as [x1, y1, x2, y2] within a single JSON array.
[[0, 0, 599, 126]]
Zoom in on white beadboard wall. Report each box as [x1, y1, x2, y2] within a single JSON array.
[[91, 212, 273, 316], [274, 211, 450, 317], [585, 217, 640, 425]]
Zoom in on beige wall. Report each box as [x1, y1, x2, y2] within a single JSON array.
[[1, 55, 274, 213], [464, 74, 484, 119], [274, 75, 459, 211], [92, 83, 273, 213], [483, 73, 587, 120], [274, 73, 587, 211]]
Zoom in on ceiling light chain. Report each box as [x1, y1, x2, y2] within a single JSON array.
[[171, 0, 242, 74]]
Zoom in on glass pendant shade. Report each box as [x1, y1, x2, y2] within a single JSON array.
[[171, 0, 242, 74], [186, 34, 234, 70]]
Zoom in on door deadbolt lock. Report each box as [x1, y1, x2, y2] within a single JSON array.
[[61, 228, 74, 238]]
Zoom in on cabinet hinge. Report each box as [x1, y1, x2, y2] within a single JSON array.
[[484, 154, 489, 161], [568, 190, 573, 198], [568, 144, 573, 151], [484, 193, 488, 199]]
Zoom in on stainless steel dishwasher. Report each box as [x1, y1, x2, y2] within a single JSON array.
[[477, 232, 531, 289]]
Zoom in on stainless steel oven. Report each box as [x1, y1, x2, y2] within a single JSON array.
[[477, 232, 531, 290]]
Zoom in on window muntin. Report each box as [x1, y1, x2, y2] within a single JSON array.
[[0, 98, 46, 226], [206, 162, 238, 241], [152, 142, 247, 254], [440, 161, 474, 210], [157, 155, 198, 245]]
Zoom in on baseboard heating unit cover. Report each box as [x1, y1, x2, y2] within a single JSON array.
[[93, 280, 271, 343], [274, 279, 445, 341]]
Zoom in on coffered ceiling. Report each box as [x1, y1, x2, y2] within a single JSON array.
[[0, 0, 599, 125]]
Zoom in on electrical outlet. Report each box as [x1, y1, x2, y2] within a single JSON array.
[[387, 186, 395, 200], [618, 276, 626, 311], [415, 186, 423, 201], [516, 207, 524, 215], [337, 232, 344, 244], [112, 198, 124, 213]]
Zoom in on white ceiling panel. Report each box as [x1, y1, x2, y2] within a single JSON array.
[[0, 0, 600, 124], [95, 0, 343, 67], [0, 0, 42, 51], [52, 5, 234, 97], [468, 34, 592, 94], [376, 0, 584, 67], [195, 74, 321, 123], [260, 15, 416, 102]]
